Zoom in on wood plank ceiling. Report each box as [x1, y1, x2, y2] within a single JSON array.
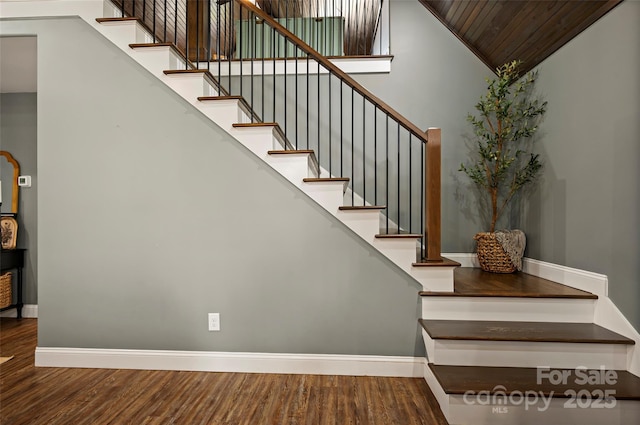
[[419, 0, 624, 74]]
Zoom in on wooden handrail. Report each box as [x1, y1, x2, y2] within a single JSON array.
[[234, 0, 429, 145]]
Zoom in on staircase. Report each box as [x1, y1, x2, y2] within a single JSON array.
[[3, 1, 640, 424]]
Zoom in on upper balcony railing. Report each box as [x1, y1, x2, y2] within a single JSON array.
[[109, 0, 441, 262]]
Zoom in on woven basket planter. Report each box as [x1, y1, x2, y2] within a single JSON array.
[[0, 272, 12, 309], [474, 232, 517, 273]]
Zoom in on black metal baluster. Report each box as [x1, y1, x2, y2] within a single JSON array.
[[295, 45, 299, 148], [306, 55, 310, 150], [239, 3, 243, 96], [385, 115, 389, 233], [328, 70, 332, 176], [295, 6, 299, 148], [185, 0, 190, 68], [409, 132, 412, 235], [284, 1, 289, 138], [174, 0, 178, 57], [317, 64, 320, 164], [152, 0, 156, 42], [196, 0, 200, 69], [351, 89, 354, 205], [261, 17, 265, 121], [397, 122, 400, 232], [228, 1, 232, 90], [273, 23, 276, 122], [374, 106, 377, 205], [421, 138, 425, 261], [362, 95, 365, 206], [340, 79, 343, 177], [163, 0, 167, 42], [217, 0, 221, 83], [346, 0, 351, 55], [207, 0, 211, 72]]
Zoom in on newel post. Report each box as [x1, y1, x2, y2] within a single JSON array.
[[425, 128, 442, 262]]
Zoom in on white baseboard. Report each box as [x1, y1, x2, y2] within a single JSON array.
[[0, 304, 38, 318], [35, 347, 425, 377], [521, 258, 608, 298]]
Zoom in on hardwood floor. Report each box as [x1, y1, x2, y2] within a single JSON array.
[[0, 319, 448, 425]]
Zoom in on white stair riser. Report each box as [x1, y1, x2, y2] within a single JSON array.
[[302, 182, 348, 213], [411, 267, 456, 292], [161, 73, 218, 104], [371, 238, 419, 274], [97, 21, 151, 49], [335, 210, 382, 242], [197, 101, 249, 132], [266, 154, 317, 185], [230, 127, 282, 156], [422, 298, 596, 323], [130, 46, 186, 76], [423, 331, 629, 369]]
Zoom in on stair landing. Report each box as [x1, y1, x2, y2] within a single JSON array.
[[420, 267, 598, 299]]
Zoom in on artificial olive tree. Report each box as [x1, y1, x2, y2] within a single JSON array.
[[460, 60, 547, 232]]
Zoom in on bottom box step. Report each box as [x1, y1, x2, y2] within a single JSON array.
[[425, 363, 640, 425]]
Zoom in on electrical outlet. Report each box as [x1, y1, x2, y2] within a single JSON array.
[[208, 313, 220, 331]]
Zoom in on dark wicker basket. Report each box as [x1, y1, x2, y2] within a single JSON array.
[[0, 272, 12, 309], [474, 232, 517, 273]]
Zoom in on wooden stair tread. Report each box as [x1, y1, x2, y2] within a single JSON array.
[[162, 69, 229, 96], [338, 205, 386, 211], [163, 69, 208, 75], [96, 17, 139, 23], [302, 177, 350, 183], [199, 95, 244, 101], [420, 267, 598, 299], [413, 257, 461, 267], [419, 319, 634, 344], [233, 122, 279, 128], [232, 122, 293, 149], [129, 42, 174, 48], [429, 364, 640, 400], [267, 150, 315, 155], [375, 233, 422, 239]]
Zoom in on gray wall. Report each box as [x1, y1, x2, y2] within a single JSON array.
[[525, 1, 640, 329], [0, 17, 423, 356], [0, 92, 38, 305]]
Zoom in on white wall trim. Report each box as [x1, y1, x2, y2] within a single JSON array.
[[35, 347, 425, 377], [521, 258, 608, 298], [0, 304, 38, 318]]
